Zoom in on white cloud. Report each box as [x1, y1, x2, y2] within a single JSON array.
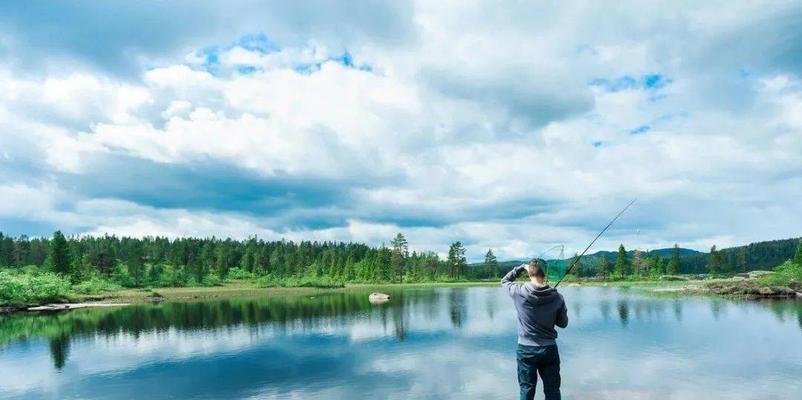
[[0, 1, 801, 260]]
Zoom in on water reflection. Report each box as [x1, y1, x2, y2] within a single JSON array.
[[49, 334, 69, 370], [599, 300, 611, 322], [673, 299, 683, 322], [448, 288, 467, 328], [0, 287, 800, 400], [617, 300, 630, 326], [710, 300, 727, 320]]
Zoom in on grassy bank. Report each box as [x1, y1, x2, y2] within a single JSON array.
[[88, 280, 499, 303], [569, 263, 802, 299], [4, 262, 800, 310], [0, 266, 500, 310]]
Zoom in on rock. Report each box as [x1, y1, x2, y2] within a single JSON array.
[[368, 292, 390, 304]]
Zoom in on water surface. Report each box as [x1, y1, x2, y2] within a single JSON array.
[[1, 286, 800, 399]]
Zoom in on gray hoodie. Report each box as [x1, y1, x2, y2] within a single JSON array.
[[501, 265, 568, 346]]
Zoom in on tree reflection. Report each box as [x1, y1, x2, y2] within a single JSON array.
[[710, 300, 727, 321], [485, 289, 497, 320], [572, 302, 582, 319], [617, 300, 630, 327], [672, 300, 683, 323], [2, 290, 442, 370], [599, 300, 611, 322], [49, 334, 70, 370], [448, 289, 467, 328], [762, 298, 802, 333]]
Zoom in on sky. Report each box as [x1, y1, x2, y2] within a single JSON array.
[[1, 1, 801, 261]]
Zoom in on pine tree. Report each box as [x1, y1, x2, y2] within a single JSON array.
[[668, 244, 680, 275], [794, 239, 802, 266], [391, 233, 409, 282], [596, 256, 610, 280], [127, 241, 145, 286], [720, 249, 733, 274], [447, 241, 467, 279], [614, 244, 628, 278], [736, 247, 748, 272], [708, 245, 720, 275], [483, 249, 498, 279], [653, 256, 666, 277], [631, 249, 644, 276], [49, 231, 72, 275], [1, 234, 17, 267]]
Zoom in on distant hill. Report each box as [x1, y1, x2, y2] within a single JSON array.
[[472, 237, 800, 276], [584, 247, 702, 260]]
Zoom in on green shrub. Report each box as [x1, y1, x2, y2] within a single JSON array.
[[255, 275, 278, 288], [227, 267, 254, 281], [254, 274, 344, 288], [758, 261, 802, 286], [110, 264, 136, 288], [72, 277, 121, 295], [0, 270, 71, 305], [202, 274, 223, 286]]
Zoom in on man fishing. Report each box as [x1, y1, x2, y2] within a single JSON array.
[[502, 259, 568, 400]]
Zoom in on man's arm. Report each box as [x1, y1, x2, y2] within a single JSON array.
[[501, 264, 527, 297], [556, 297, 569, 328]]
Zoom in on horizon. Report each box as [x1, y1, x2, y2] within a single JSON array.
[[1, 1, 801, 261]]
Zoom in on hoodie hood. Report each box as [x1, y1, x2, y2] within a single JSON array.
[[523, 284, 560, 305]]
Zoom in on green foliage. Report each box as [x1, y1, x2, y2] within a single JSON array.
[[390, 233, 409, 282], [794, 239, 802, 266], [668, 244, 680, 275], [484, 249, 498, 279], [72, 276, 121, 295], [202, 274, 223, 287], [255, 274, 344, 288], [447, 241, 467, 279], [226, 267, 255, 280], [758, 261, 802, 287], [110, 264, 136, 288], [596, 256, 609, 279], [0, 270, 71, 305], [49, 231, 71, 275], [614, 244, 628, 278], [5, 228, 795, 291]]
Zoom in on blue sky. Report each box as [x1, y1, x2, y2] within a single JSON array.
[[1, 1, 801, 261]]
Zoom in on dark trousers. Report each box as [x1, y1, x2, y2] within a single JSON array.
[[517, 344, 561, 400]]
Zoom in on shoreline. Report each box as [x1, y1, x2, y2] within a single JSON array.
[[1, 281, 500, 314], [3, 278, 798, 315]]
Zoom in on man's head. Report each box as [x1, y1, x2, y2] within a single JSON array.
[[527, 258, 547, 284]]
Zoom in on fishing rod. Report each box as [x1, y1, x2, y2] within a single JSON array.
[[553, 198, 637, 288]]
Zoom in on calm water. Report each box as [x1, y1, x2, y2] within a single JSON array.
[[1, 286, 801, 399]]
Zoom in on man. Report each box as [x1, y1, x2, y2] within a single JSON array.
[[501, 259, 568, 400]]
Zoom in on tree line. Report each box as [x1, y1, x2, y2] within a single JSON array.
[[567, 238, 802, 280], [0, 231, 484, 287], [1, 230, 799, 287]]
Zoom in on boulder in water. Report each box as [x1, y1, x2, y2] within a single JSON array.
[[369, 292, 390, 304]]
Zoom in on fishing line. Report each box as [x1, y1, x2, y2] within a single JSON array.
[[553, 199, 637, 288]]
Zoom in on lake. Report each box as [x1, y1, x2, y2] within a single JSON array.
[[1, 286, 801, 399]]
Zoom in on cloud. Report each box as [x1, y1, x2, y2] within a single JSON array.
[[0, 1, 801, 260], [0, 0, 415, 78]]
